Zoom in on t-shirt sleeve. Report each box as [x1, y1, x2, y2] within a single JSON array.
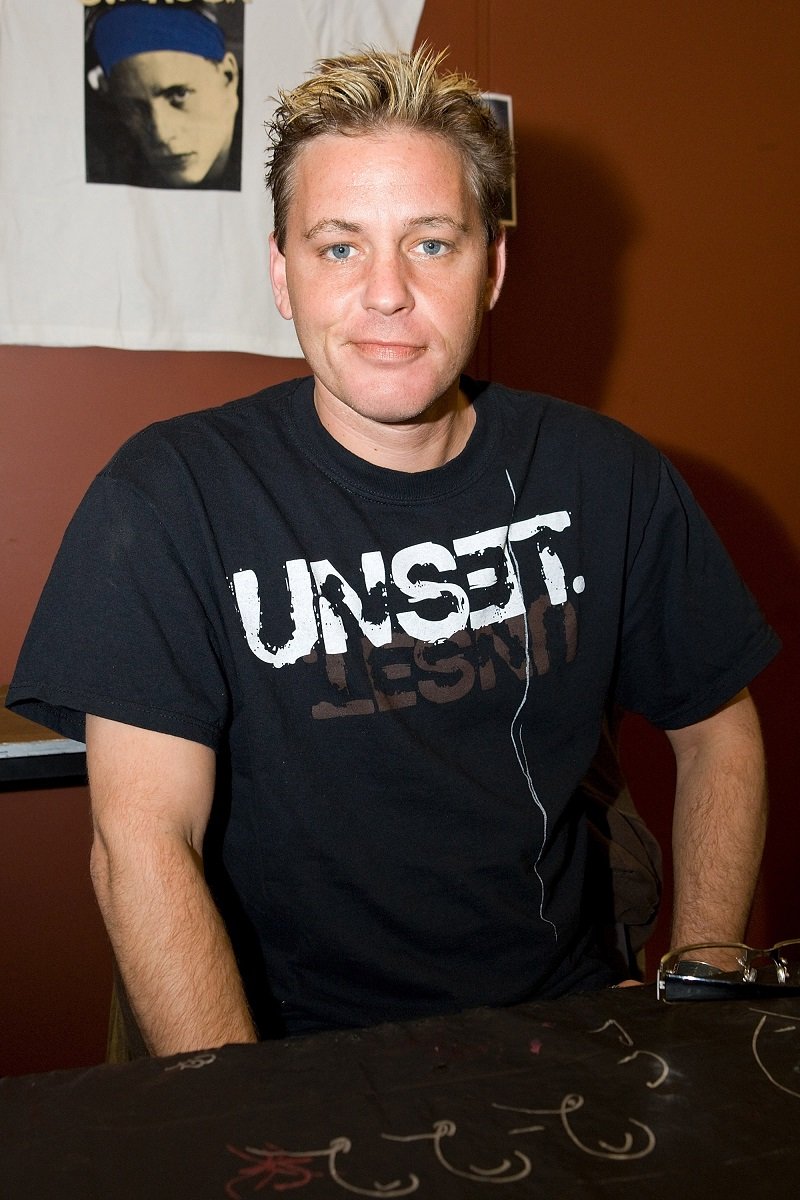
[[7, 472, 230, 749], [613, 452, 780, 728]]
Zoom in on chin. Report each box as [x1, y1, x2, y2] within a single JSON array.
[[350, 388, 451, 426], [349, 367, 459, 418], [175, 168, 210, 186]]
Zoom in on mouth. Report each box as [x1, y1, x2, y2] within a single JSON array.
[[153, 153, 196, 173], [349, 341, 426, 363]]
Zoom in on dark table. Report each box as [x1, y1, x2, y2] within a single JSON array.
[[3, 988, 798, 1198], [0, 685, 86, 786]]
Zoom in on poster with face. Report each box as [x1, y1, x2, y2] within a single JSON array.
[[84, 2, 244, 190], [0, 0, 426, 355]]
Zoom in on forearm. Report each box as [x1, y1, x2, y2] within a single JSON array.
[[91, 828, 258, 1057], [668, 692, 767, 948]]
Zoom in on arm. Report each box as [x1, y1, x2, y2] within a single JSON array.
[[665, 688, 767, 949], [87, 714, 258, 1056]]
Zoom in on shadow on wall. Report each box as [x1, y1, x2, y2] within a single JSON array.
[[488, 128, 640, 409], [484, 128, 797, 961], [620, 451, 797, 971], [109, 109, 800, 999], [661, 449, 799, 947]]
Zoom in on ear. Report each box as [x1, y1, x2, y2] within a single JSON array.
[[484, 226, 507, 311], [269, 232, 293, 320], [221, 51, 239, 90]]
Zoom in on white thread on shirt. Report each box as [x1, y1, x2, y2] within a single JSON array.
[[505, 469, 558, 942]]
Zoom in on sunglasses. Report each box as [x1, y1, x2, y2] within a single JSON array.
[[657, 939, 800, 1001]]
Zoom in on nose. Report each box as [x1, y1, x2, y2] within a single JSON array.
[[147, 100, 182, 151], [361, 248, 414, 316]]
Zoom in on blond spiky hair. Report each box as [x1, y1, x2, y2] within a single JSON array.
[[266, 45, 513, 250]]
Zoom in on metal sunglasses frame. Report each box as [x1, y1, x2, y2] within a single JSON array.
[[656, 938, 800, 1002]]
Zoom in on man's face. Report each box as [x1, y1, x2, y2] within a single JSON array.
[[108, 50, 239, 186], [270, 129, 505, 430]]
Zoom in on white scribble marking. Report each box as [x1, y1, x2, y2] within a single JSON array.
[[591, 1019, 633, 1046], [495, 1096, 656, 1161], [505, 469, 557, 941], [749, 1008, 800, 1099], [240, 1138, 419, 1196], [164, 1052, 216, 1072], [590, 1019, 669, 1089], [618, 1050, 670, 1089], [384, 1120, 532, 1183]]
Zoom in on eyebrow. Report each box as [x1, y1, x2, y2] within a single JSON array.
[[302, 214, 470, 241]]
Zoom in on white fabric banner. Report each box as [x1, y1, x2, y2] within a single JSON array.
[[0, 0, 424, 355]]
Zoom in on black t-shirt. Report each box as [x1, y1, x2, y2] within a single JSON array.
[[7, 378, 780, 1034]]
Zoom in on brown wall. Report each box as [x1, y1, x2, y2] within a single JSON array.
[[2, 1, 797, 1074]]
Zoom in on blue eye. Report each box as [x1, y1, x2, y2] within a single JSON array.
[[420, 239, 445, 256], [327, 243, 353, 261]]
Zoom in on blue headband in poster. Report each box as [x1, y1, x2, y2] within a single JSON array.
[[93, 8, 226, 75]]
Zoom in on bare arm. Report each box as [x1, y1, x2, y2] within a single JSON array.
[[666, 688, 767, 949], [87, 714, 258, 1056]]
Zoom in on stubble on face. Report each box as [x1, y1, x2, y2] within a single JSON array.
[[270, 129, 505, 466]]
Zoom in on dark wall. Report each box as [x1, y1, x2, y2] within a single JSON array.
[[2, 1, 797, 1074]]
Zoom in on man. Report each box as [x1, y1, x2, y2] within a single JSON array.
[[85, 1, 242, 190], [8, 48, 778, 1058]]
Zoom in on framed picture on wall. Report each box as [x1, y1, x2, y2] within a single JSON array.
[[482, 92, 517, 228]]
